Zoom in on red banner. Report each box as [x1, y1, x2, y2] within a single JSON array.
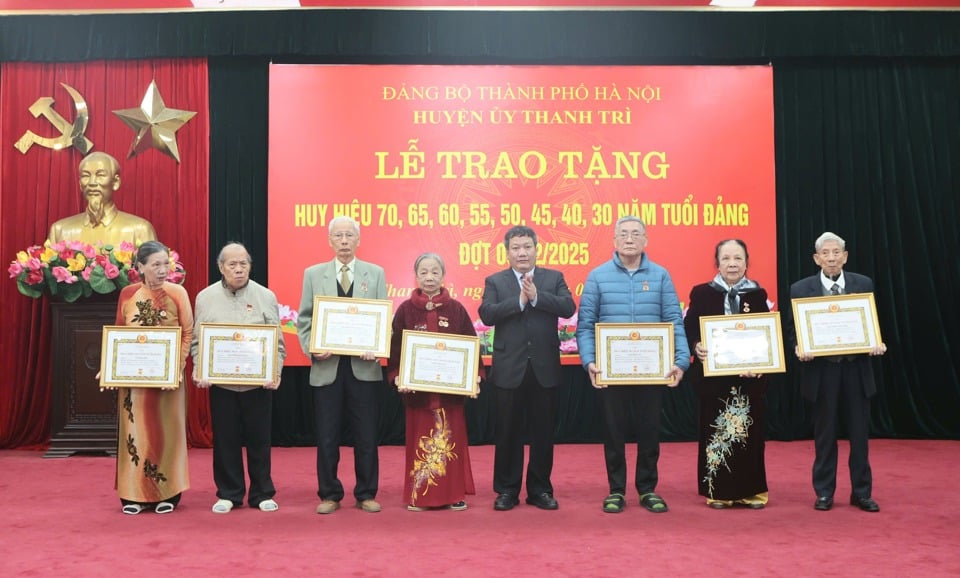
[[268, 65, 775, 365]]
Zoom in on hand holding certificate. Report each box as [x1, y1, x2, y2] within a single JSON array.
[[594, 323, 675, 385], [397, 330, 481, 396], [698, 312, 786, 377], [196, 323, 280, 386], [309, 296, 392, 358], [99, 326, 182, 389], [791, 293, 883, 357]]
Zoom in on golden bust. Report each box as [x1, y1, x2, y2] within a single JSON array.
[[48, 152, 157, 247]]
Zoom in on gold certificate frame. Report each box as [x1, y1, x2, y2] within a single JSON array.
[[197, 323, 280, 386], [700, 312, 786, 377], [309, 296, 392, 358], [398, 330, 480, 396], [99, 325, 182, 388], [595, 323, 674, 385], [791, 293, 883, 357]]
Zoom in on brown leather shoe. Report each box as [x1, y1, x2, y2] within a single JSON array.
[[357, 499, 381, 513], [316, 500, 341, 515]]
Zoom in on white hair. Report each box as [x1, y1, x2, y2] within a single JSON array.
[[815, 232, 846, 251], [328, 216, 360, 236]]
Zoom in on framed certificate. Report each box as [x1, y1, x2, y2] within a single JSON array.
[[197, 323, 280, 386], [398, 330, 480, 396], [791, 293, 883, 357], [699, 312, 786, 377], [595, 323, 674, 385], [99, 326, 182, 388], [308, 296, 392, 358]]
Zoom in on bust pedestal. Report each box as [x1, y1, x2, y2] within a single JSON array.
[[45, 295, 118, 458]]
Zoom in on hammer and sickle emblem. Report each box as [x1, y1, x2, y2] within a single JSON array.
[[14, 83, 93, 155]]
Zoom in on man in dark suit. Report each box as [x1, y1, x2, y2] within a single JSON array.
[[479, 226, 576, 511], [297, 216, 387, 515], [790, 232, 887, 513]]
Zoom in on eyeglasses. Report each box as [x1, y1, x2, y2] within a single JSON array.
[[617, 231, 645, 240]]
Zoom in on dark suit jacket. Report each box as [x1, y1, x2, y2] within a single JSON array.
[[478, 267, 576, 389], [789, 271, 877, 402]]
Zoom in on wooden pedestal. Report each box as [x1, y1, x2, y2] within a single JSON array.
[[45, 297, 119, 458]]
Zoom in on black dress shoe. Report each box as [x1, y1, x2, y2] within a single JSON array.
[[493, 493, 519, 511], [850, 496, 880, 512], [814, 496, 833, 511], [525, 492, 559, 510]]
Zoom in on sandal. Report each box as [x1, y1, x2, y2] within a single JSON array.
[[639, 492, 669, 513], [448, 501, 468, 511], [212, 499, 234, 514], [154, 501, 176, 514], [122, 504, 145, 515], [602, 493, 625, 514]]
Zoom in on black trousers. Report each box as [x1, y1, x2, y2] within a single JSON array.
[[210, 385, 275, 507], [599, 385, 664, 495], [493, 361, 557, 498], [313, 357, 380, 502], [812, 360, 873, 499]]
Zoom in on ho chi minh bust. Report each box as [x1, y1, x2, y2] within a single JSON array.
[[48, 152, 157, 248]]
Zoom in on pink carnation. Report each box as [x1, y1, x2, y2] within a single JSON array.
[[81, 266, 94, 281], [27, 257, 43, 271], [83, 244, 97, 259], [52, 266, 78, 284], [8, 261, 23, 277], [103, 262, 120, 279]]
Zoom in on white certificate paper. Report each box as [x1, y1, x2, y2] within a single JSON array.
[[100, 326, 182, 388], [608, 337, 663, 376], [595, 323, 674, 385], [700, 312, 786, 376], [197, 323, 280, 385], [309, 296, 392, 358], [792, 293, 882, 357], [398, 330, 480, 396]]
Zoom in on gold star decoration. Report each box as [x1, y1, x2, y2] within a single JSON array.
[[113, 80, 196, 163]]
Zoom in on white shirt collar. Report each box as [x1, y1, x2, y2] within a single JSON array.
[[820, 270, 845, 291]]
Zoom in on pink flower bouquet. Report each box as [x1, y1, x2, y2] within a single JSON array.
[[9, 240, 185, 303]]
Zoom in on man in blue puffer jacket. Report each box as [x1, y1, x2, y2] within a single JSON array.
[[576, 216, 690, 514]]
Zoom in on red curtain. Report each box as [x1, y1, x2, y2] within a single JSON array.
[[0, 59, 213, 449]]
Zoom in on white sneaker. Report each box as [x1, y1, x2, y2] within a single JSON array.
[[258, 499, 279, 512], [212, 499, 234, 514]]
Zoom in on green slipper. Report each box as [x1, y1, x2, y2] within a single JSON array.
[[603, 493, 626, 513], [639, 492, 669, 513]]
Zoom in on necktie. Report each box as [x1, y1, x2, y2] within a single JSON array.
[[340, 265, 350, 294], [830, 283, 841, 295], [727, 288, 738, 314]]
